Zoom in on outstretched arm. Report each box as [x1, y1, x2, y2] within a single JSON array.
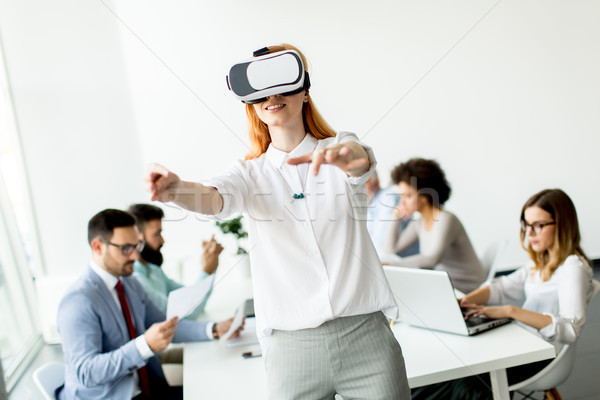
[[145, 163, 223, 215]]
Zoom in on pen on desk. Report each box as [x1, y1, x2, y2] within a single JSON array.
[[242, 351, 262, 359]]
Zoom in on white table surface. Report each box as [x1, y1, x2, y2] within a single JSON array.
[[184, 263, 555, 399]]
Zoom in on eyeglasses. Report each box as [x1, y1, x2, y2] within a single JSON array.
[[101, 239, 145, 256], [520, 220, 555, 235]]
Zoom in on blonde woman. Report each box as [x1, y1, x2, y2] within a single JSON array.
[[413, 188, 594, 400], [146, 44, 409, 400]]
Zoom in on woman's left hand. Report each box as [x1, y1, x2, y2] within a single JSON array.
[[287, 142, 369, 176], [462, 304, 514, 320]]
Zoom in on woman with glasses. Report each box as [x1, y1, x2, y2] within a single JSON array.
[[412, 188, 594, 399], [384, 158, 486, 293], [145, 44, 409, 399]]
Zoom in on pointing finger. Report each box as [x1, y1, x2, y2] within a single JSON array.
[[147, 163, 170, 177], [325, 146, 349, 164], [338, 146, 351, 157], [312, 148, 327, 176], [286, 152, 313, 166]]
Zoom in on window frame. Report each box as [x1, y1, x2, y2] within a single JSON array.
[[0, 31, 45, 392]]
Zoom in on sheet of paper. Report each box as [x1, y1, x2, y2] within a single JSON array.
[[166, 274, 214, 320], [225, 317, 258, 348], [218, 299, 246, 347]]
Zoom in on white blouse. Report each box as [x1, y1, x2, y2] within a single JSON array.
[[488, 254, 594, 345], [199, 132, 398, 349]]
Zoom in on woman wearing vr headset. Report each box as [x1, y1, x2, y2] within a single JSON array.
[[412, 189, 595, 399], [146, 44, 410, 399]]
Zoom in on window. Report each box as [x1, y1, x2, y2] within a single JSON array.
[[0, 38, 43, 391]]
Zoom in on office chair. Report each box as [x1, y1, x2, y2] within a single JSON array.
[[32, 362, 64, 400], [509, 279, 600, 400], [162, 363, 183, 386]]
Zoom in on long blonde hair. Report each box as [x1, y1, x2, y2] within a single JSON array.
[[520, 189, 590, 281], [244, 44, 336, 160]]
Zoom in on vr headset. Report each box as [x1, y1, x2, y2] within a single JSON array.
[[226, 47, 311, 104]]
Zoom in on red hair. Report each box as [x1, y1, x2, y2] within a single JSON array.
[[244, 44, 336, 160]]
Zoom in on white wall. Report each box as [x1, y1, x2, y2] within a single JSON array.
[[1, 0, 599, 276], [0, 0, 145, 275], [114, 0, 600, 268]]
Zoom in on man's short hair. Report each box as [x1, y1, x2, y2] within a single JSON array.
[[128, 203, 165, 230], [87, 209, 136, 244]]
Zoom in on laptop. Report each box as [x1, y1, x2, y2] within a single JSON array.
[[383, 266, 511, 335]]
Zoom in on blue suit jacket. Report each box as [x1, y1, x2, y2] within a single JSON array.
[[57, 266, 209, 399]]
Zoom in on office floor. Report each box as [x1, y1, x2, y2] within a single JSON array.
[[8, 344, 63, 400], [9, 262, 600, 399]]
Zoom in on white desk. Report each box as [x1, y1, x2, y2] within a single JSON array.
[[393, 323, 554, 398], [185, 264, 555, 399], [185, 322, 554, 400]]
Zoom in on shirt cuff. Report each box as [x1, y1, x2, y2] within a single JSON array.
[[197, 163, 248, 221], [197, 270, 210, 281], [206, 321, 216, 339], [538, 313, 558, 341], [135, 335, 154, 360]]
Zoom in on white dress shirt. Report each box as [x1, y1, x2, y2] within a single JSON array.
[[488, 254, 594, 349], [200, 132, 399, 349], [89, 261, 153, 398]]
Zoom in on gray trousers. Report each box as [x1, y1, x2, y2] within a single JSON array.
[[265, 312, 410, 400]]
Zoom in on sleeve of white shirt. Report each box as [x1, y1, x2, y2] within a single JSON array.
[[206, 321, 215, 339], [487, 266, 528, 305], [135, 335, 154, 360], [538, 257, 591, 343], [197, 161, 249, 221], [333, 131, 377, 185]]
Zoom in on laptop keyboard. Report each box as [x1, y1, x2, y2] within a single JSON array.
[[461, 309, 492, 327]]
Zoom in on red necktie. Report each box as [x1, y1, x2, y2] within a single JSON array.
[[115, 280, 151, 398]]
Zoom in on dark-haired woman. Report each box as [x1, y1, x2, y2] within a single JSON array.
[[385, 158, 485, 293], [412, 188, 595, 400]]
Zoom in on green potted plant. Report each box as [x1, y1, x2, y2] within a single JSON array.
[[215, 216, 248, 254]]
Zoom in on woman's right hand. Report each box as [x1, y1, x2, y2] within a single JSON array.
[[458, 296, 471, 307], [393, 205, 410, 220], [145, 163, 181, 202]]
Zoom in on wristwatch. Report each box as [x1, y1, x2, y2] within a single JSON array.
[[212, 323, 219, 339]]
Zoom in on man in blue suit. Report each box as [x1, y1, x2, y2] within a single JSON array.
[[57, 209, 236, 400]]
